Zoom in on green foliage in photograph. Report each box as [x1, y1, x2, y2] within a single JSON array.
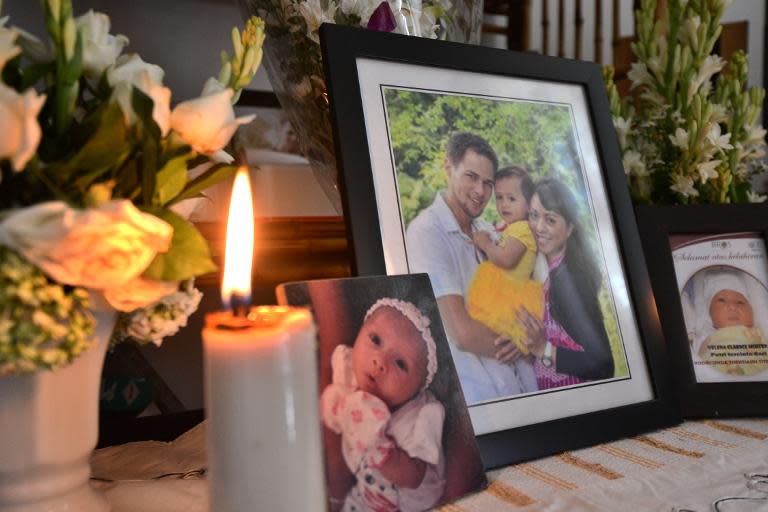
[[384, 88, 583, 226]]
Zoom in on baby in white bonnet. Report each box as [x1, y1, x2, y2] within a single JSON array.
[[693, 269, 767, 377], [320, 297, 446, 512]]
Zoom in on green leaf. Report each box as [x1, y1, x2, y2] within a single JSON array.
[[20, 61, 54, 91], [132, 87, 161, 206], [131, 87, 161, 140], [161, 132, 194, 162], [143, 209, 218, 281], [168, 163, 238, 206], [153, 155, 190, 206], [731, 181, 751, 204], [56, 102, 130, 188]]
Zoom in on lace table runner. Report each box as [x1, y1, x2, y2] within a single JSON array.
[[91, 418, 768, 512]]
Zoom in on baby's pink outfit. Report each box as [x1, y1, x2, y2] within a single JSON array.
[[320, 345, 446, 512]]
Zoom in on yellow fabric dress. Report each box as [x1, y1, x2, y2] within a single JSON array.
[[467, 221, 544, 353]]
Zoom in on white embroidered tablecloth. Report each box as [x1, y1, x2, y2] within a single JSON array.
[[90, 418, 768, 511]]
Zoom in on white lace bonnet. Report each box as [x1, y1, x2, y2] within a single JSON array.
[[364, 298, 439, 389]]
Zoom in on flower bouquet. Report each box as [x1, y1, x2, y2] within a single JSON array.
[[0, 2, 265, 374], [604, 0, 766, 204], [0, 1, 265, 510], [237, 0, 483, 212]]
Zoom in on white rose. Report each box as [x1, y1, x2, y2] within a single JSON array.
[[104, 277, 179, 312], [76, 10, 128, 77], [0, 23, 20, 71], [108, 54, 171, 135], [0, 200, 173, 290], [0, 83, 46, 171], [170, 89, 254, 157]]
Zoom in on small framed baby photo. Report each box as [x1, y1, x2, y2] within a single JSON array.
[[276, 273, 487, 512], [320, 25, 679, 467], [637, 204, 768, 417]]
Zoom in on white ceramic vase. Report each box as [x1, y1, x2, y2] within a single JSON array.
[[0, 307, 117, 512]]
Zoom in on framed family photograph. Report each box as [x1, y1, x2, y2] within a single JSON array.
[[637, 204, 768, 417], [320, 24, 679, 467]]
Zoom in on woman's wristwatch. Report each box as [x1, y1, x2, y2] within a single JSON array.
[[541, 341, 554, 368]]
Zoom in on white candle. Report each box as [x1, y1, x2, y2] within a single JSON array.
[[203, 306, 325, 512], [202, 167, 325, 511]]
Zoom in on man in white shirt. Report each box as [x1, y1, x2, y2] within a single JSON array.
[[405, 132, 538, 404]]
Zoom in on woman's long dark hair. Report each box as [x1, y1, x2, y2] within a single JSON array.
[[534, 178, 601, 296]]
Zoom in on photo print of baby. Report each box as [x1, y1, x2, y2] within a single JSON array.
[[670, 233, 768, 383], [277, 274, 487, 512]]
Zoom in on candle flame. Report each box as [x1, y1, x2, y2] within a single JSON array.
[[221, 167, 254, 310]]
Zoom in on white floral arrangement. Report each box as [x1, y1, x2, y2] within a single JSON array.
[[244, 0, 457, 211], [254, 0, 450, 100], [0, 0, 265, 375], [604, 0, 766, 204]]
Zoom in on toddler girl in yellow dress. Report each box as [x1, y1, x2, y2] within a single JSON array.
[[467, 166, 544, 354]]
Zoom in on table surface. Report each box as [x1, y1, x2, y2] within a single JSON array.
[[91, 418, 768, 512]]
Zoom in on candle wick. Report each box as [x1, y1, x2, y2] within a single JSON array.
[[228, 292, 251, 318]]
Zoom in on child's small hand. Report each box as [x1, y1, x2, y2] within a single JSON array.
[[472, 231, 493, 250]]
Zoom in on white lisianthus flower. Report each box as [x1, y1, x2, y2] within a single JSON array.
[[0, 23, 20, 71], [705, 123, 733, 152], [669, 127, 690, 150], [747, 190, 768, 203], [622, 150, 646, 177], [104, 276, 180, 312], [0, 84, 46, 172], [298, 0, 338, 43], [109, 54, 164, 85], [696, 159, 720, 184], [125, 284, 203, 346], [170, 88, 255, 159], [108, 54, 171, 135], [0, 200, 172, 290], [670, 174, 699, 197], [76, 10, 128, 77]]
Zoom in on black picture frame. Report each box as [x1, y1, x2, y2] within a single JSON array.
[[636, 204, 768, 418], [320, 24, 679, 468]]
